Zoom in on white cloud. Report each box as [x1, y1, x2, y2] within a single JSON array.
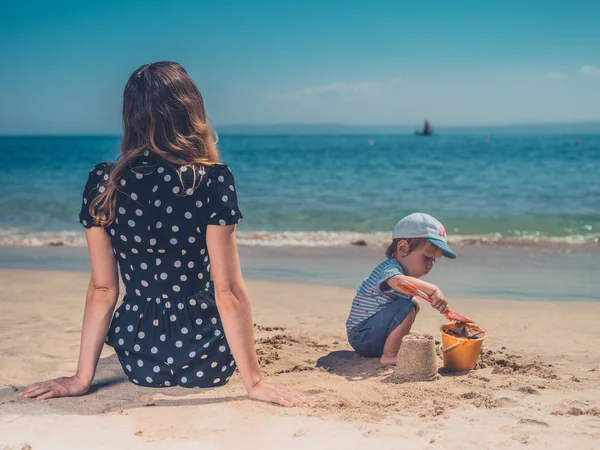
[[581, 65, 600, 76], [545, 71, 568, 80], [280, 77, 403, 100]]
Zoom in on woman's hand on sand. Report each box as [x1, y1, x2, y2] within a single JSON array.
[[431, 289, 449, 314], [248, 380, 315, 408], [18, 374, 90, 400]]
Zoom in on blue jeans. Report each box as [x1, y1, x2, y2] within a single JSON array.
[[348, 299, 416, 357]]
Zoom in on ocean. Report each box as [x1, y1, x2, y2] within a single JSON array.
[[1, 133, 599, 247]]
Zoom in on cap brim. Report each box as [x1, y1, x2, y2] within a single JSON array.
[[426, 238, 457, 259]]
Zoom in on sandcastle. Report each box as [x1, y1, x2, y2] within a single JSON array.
[[392, 333, 438, 383]]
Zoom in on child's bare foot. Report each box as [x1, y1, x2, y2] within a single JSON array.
[[380, 353, 397, 365]]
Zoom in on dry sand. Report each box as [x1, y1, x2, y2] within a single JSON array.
[[1, 268, 600, 449]]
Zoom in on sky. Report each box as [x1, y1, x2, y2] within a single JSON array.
[[1, 0, 599, 134]]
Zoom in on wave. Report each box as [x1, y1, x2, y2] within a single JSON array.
[[241, 231, 600, 247], [0, 229, 87, 247], [1, 228, 599, 249]]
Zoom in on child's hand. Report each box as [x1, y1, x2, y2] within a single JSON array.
[[430, 289, 449, 314]]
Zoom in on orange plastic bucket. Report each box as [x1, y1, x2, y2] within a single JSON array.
[[440, 323, 487, 372]]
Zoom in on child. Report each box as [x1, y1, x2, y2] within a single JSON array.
[[346, 212, 457, 365]]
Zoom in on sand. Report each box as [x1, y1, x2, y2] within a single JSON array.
[[1, 268, 600, 449]]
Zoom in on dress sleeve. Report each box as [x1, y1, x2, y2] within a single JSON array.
[[206, 164, 243, 226], [79, 163, 110, 228]]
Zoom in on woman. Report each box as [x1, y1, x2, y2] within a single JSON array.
[[19, 62, 313, 408]]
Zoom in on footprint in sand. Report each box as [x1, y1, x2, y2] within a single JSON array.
[[518, 418, 550, 427], [518, 386, 540, 395]]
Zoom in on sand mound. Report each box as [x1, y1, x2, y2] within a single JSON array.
[[255, 332, 319, 376], [460, 391, 500, 408], [392, 333, 438, 383], [553, 407, 600, 416], [475, 349, 557, 379]]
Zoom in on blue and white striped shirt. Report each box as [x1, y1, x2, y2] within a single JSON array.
[[346, 259, 412, 334]]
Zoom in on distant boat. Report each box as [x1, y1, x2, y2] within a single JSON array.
[[415, 120, 434, 136]]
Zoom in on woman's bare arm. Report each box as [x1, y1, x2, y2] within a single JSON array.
[[19, 227, 119, 399], [206, 224, 314, 407], [76, 226, 120, 383]]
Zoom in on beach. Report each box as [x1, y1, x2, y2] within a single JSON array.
[[1, 133, 599, 448], [2, 259, 600, 449], [2, 1, 600, 446]]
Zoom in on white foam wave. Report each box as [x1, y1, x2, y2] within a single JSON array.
[[0, 229, 87, 247], [0, 229, 598, 248]]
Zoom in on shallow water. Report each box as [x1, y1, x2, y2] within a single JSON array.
[[1, 244, 598, 302]]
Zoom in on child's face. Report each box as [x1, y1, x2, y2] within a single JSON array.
[[395, 241, 443, 278]]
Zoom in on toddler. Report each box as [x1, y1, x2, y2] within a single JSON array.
[[346, 212, 457, 364]]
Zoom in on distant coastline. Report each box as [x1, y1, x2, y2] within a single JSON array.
[[217, 121, 600, 136], [1, 121, 600, 137]]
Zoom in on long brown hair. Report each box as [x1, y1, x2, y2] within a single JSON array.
[[90, 61, 220, 226]]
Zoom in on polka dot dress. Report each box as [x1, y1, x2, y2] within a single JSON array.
[[79, 150, 242, 388]]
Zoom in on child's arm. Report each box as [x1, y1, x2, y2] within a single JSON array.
[[383, 274, 449, 314]]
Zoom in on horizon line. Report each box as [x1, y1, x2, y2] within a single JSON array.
[[1, 120, 599, 137]]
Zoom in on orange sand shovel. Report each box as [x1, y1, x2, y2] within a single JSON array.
[[397, 281, 474, 324]]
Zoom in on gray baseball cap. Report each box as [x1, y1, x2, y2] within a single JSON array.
[[392, 212, 457, 259]]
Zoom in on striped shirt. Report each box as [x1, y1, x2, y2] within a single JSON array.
[[346, 259, 412, 334]]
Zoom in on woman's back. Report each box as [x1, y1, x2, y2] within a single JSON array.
[[79, 150, 242, 300]]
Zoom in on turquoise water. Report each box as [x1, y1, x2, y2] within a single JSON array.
[[0, 134, 599, 246]]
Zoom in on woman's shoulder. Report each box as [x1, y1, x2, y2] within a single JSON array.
[[83, 161, 113, 185], [206, 162, 232, 173], [91, 161, 114, 171], [87, 161, 115, 179], [205, 163, 236, 180], [203, 163, 238, 193]]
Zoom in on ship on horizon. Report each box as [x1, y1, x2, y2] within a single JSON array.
[[414, 119, 434, 136]]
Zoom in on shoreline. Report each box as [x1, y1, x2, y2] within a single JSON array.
[[1, 244, 598, 302], [0, 266, 597, 308], [1, 228, 599, 249]]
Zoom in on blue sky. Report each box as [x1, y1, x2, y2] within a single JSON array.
[[1, 0, 599, 133]]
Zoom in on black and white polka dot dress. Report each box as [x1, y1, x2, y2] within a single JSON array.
[[79, 150, 242, 388]]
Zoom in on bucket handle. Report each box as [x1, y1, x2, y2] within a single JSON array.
[[441, 339, 465, 353]]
